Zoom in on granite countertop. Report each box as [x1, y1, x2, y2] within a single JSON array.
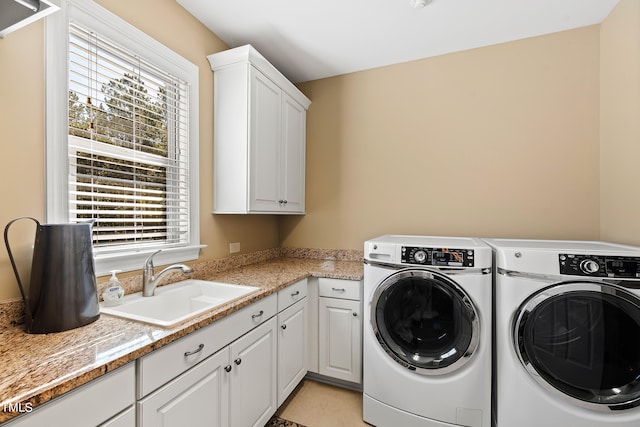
[[0, 253, 363, 423]]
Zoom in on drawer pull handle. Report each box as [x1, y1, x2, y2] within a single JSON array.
[[251, 310, 264, 319], [291, 290, 300, 297], [234, 358, 242, 365], [332, 287, 346, 292], [184, 343, 204, 357], [281, 324, 287, 330], [224, 365, 232, 373]]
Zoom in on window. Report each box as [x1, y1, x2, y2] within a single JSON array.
[[46, 0, 201, 275]]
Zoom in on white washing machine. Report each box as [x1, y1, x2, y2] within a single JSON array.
[[484, 238, 640, 427], [363, 235, 493, 427]]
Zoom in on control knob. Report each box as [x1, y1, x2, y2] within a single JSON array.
[[580, 259, 600, 274], [413, 250, 427, 264]]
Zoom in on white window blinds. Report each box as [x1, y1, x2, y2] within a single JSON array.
[[67, 22, 191, 252]]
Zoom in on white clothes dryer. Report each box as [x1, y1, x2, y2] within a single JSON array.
[[484, 238, 640, 427], [363, 235, 492, 427]]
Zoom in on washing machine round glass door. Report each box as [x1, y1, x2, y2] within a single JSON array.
[[514, 282, 640, 411], [371, 268, 480, 375]]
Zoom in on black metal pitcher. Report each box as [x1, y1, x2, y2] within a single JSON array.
[[4, 217, 100, 334]]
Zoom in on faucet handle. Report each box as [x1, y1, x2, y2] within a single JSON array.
[[144, 249, 162, 269]]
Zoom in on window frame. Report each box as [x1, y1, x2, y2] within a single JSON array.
[[45, 0, 202, 275]]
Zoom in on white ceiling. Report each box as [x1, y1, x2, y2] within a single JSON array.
[[177, 0, 619, 83]]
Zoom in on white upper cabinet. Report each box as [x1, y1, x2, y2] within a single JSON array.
[[208, 45, 311, 214]]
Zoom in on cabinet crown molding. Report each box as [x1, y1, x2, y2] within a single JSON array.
[[208, 44, 311, 109]]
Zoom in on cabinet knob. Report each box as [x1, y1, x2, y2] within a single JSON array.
[[224, 365, 232, 373], [234, 358, 242, 365], [281, 324, 287, 330], [353, 312, 358, 317]]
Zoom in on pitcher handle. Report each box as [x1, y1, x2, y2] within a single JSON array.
[[3, 217, 40, 323]]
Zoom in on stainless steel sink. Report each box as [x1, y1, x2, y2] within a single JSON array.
[[100, 279, 258, 328]]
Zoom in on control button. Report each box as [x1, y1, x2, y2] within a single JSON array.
[[414, 250, 427, 264], [580, 259, 600, 274]]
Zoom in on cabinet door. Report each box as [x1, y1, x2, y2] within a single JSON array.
[[249, 67, 281, 212], [279, 93, 306, 213], [319, 297, 362, 383], [277, 298, 307, 406], [138, 348, 230, 427], [229, 317, 277, 427]]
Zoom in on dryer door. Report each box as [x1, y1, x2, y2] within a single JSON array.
[[371, 268, 480, 375], [514, 282, 640, 411]]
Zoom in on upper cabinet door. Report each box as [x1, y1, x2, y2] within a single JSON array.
[[280, 93, 306, 213], [208, 45, 311, 215], [249, 68, 282, 212]]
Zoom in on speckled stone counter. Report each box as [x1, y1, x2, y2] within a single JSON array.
[[0, 251, 363, 423]]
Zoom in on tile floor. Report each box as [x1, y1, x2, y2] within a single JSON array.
[[275, 379, 370, 427]]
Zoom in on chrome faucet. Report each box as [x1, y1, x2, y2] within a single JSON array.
[[142, 250, 194, 297]]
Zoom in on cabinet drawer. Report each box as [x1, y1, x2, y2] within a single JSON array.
[[277, 279, 307, 311], [4, 364, 134, 427], [137, 293, 277, 398], [318, 278, 361, 301]]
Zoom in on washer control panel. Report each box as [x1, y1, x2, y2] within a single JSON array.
[[401, 246, 474, 267], [559, 254, 640, 278]]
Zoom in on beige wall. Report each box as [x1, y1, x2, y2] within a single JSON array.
[[0, 0, 635, 301], [600, 0, 640, 245], [281, 26, 602, 250], [0, 0, 279, 301]]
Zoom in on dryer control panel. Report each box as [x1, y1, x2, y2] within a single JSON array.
[[559, 254, 640, 278], [401, 246, 474, 267]]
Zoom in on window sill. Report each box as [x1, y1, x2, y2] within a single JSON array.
[[94, 245, 206, 276]]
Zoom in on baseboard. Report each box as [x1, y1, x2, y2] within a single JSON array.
[[304, 372, 363, 393]]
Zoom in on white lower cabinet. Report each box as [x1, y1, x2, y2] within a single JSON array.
[[139, 317, 277, 427], [4, 364, 135, 427], [229, 318, 278, 427], [318, 279, 363, 384], [136, 281, 311, 427], [277, 297, 307, 406], [136, 293, 277, 427], [5, 278, 319, 427], [138, 348, 230, 427]]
